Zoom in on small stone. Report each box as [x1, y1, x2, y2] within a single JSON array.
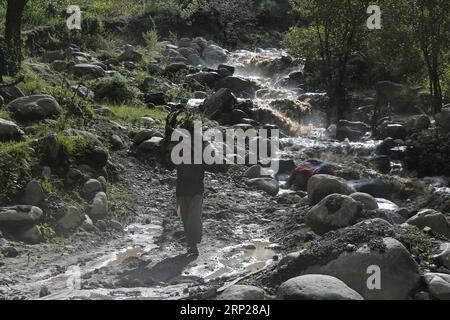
[[39, 286, 51, 298]]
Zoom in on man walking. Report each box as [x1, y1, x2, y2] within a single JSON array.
[[176, 120, 206, 257], [163, 112, 206, 257]]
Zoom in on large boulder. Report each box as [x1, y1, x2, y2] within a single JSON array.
[[307, 174, 355, 205], [350, 192, 379, 210], [21, 180, 45, 206], [336, 120, 370, 141], [349, 179, 392, 199], [7, 95, 62, 121], [305, 194, 362, 235], [433, 243, 450, 269], [202, 45, 228, 66], [86, 192, 109, 220], [277, 274, 363, 300], [377, 122, 407, 140], [83, 179, 103, 196], [0, 118, 24, 141], [424, 273, 450, 300], [218, 285, 266, 300], [275, 226, 420, 300], [0, 205, 43, 227], [406, 209, 450, 237], [404, 115, 430, 132], [435, 107, 450, 132], [117, 48, 143, 62], [73, 64, 105, 79], [246, 178, 279, 196], [11, 225, 43, 244], [138, 137, 164, 152], [215, 76, 254, 98], [57, 206, 85, 233], [202, 88, 237, 120]]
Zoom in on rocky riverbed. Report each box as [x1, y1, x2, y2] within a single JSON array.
[[1, 34, 450, 300]]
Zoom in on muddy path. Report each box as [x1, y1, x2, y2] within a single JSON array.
[[1, 149, 298, 299]]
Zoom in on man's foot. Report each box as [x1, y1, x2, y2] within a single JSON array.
[[186, 245, 199, 257]]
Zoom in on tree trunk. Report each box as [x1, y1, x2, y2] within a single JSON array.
[[4, 0, 28, 75]]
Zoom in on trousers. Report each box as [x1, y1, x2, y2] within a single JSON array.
[[177, 194, 203, 246]]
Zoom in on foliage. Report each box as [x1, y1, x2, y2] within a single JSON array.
[[0, 141, 33, 205], [56, 132, 92, 157], [108, 183, 134, 219], [105, 102, 168, 127], [285, 0, 371, 122]]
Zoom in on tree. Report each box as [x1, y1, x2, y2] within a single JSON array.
[[4, 0, 29, 75], [285, 0, 372, 124], [411, 0, 449, 114]]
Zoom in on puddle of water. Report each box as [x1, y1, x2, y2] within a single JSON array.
[[200, 240, 276, 281], [111, 247, 142, 266]]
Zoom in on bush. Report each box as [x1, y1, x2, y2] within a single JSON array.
[[94, 75, 137, 103], [143, 28, 163, 61], [0, 141, 33, 205]]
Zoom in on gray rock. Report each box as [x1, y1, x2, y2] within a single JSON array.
[[12, 225, 43, 244], [97, 176, 107, 192], [108, 220, 123, 232], [50, 60, 67, 72], [7, 95, 62, 121], [118, 48, 143, 62], [179, 37, 192, 47], [433, 243, 450, 269], [57, 206, 84, 232], [277, 274, 363, 300], [215, 76, 254, 98], [187, 54, 202, 66], [244, 165, 265, 179], [404, 114, 430, 132], [22, 180, 45, 206], [0, 118, 24, 141], [133, 129, 159, 145], [87, 192, 109, 219], [0, 206, 43, 227], [300, 237, 420, 300], [138, 137, 164, 151], [202, 45, 228, 66], [246, 178, 279, 196], [336, 120, 370, 141], [424, 273, 450, 300], [202, 88, 237, 120], [193, 91, 208, 99], [83, 179, 102, 195], [178, 47, 197, 58], [111, 134, 124, 149], [165, 63, 188, 74], [73, 64, 105, 79], [305, 194, 361, 235], [307, 174, 355, 205], [435, 107, 450, 132], [350, 192, 379, 210], [218, 285, 266, 300], [94, 107, 115, 117], [407, 209, 450, 236]]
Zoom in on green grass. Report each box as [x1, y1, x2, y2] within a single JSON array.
[[0, 110, 11, 120], [56, 132, 92, 157], [105, 102, 168, 127], [108, 183, 135, 219], [0, 0, 149, 33], [0, 140, 31, 157]]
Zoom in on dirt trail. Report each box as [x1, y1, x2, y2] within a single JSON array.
[[1, 148, 296, 299]]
